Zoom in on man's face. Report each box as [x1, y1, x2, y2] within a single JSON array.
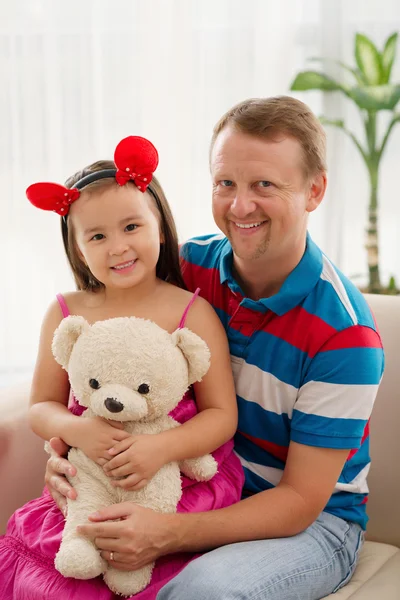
[[211, 126, 324, 264]]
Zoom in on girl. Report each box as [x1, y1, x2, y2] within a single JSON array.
[[0, 136, 244, 600]]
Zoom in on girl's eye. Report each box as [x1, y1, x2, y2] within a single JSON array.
[[257, 181, 272, 188], [125, 224, 137, 232], [91, 233, 104, 241]]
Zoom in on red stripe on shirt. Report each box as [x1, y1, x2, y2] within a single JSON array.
[[322, 326, 382, 351], [181, 259, 242, 313], [347, 421, 370, 460], [238, 430, 288, 462], [263, 306, 337, 358]]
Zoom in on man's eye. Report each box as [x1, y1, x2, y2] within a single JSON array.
[[125, 224, 137, 232], [91, 233, 104, 241], [258, 181, 272, 188], [220, 180, 233, 187]]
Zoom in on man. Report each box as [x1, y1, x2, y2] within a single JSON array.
[[46, 96, 384, 599]]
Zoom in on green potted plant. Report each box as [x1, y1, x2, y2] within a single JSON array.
[[291, 32, 400, 293]]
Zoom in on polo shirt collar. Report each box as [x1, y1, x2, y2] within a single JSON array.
[[219, 232, 323, 315]]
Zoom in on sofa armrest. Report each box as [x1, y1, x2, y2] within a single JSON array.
[[0, 382, 48, 534]]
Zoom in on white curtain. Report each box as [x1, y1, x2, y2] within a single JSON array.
[[1, 0, 399, 385]]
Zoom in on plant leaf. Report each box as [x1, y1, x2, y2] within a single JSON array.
[[349, 84, 400, 111], [319, 116, 345, 128], [379, 112, 400, 157], [381, 32, 398, 84], [355, 33, 383, 85], [319, 116, 368, 163], [290, 71, 347, 93], [308, 57, 367, 85]]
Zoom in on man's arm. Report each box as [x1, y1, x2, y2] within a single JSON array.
[[169, 443, 349, 551], [79, 443, 349, 568]]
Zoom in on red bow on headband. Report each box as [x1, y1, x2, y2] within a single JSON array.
[[26, 136, 159, 216]]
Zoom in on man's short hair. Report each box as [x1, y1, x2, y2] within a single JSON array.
[[211, 96, 327, 179]]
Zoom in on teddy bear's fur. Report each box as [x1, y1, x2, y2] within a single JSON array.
[[51, 315, 218, 596]]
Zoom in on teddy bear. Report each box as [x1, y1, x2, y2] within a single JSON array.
[[50, 315, 218, 597]]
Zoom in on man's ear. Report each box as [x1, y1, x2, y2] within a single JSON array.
[[52, 316, 90, 370], [306, 172, 327, 213]]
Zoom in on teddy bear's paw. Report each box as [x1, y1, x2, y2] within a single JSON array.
[[104, 563, 154, 596], [55, 537, 106, 579], [180, 454, 218, 481]]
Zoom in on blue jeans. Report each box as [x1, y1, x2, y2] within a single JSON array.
[[157, 511, 364, 600]]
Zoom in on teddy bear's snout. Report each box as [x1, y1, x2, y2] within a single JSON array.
[[104, 397, 124, 413]]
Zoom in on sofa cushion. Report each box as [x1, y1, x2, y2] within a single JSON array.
[[323, 541, 400, 599]]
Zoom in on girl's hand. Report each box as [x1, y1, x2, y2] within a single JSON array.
[[72, 417, 131, 466], [103, 434, 169, 490]]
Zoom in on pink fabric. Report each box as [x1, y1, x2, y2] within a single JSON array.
[[56, 293, 70, 318], [178, 287, 200, 328], [0, 296, 244, 600]]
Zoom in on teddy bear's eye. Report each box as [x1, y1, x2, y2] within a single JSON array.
[[138, 383, 150, 394], [89, 379, 100, 390]]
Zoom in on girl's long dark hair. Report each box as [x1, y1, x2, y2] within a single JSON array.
[[61, 161, 186, 291]]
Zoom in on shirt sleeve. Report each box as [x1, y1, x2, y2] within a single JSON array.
[[290, 325, 384, 449]]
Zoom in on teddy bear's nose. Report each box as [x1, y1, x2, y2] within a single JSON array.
[[104, 397, 124, 413]]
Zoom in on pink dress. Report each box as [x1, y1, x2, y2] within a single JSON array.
[[0, 292, 244, 600]]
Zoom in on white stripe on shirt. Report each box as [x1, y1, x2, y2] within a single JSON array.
[[334, 463, 370, 494], [235, 453, 283, 486], [296, 381, 378, 420], [238, 453, 370, 495], [320, 255, 358, 325], [231, 355, 297, 417]]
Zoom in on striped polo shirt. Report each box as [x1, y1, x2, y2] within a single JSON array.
[[181, 232, 384, 529]]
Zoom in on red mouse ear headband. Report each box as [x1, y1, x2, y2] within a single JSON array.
[[26, 136, 159, 216]]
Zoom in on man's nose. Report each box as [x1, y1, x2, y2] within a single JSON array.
[[230, 192, 257, 219]]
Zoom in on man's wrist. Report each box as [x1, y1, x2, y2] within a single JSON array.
[[164, 512, 194, 554]]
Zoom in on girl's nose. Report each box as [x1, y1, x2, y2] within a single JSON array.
[[109, 240, 130, 256]]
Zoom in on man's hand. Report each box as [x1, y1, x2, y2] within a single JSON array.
[[45, 437, 77, 516], [77, 502, 179, 570], [103, 434, 168, 491]]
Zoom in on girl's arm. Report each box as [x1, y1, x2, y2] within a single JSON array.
[[29, 299, 129, 463], [158, 295, 238, 461], [29, 299, 81, 443]]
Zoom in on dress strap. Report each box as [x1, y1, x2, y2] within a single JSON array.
[[178, 288, 201, 329], [56, 293, 70, 318]]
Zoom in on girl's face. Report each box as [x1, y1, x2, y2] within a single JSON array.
[[70, 183, 162, 290]]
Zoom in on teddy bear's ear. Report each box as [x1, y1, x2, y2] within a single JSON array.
[[52, 315, 90, 370], [171, 328, 211, 385]]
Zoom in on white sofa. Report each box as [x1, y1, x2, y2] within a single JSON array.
[[0, 293, 399, 598]]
